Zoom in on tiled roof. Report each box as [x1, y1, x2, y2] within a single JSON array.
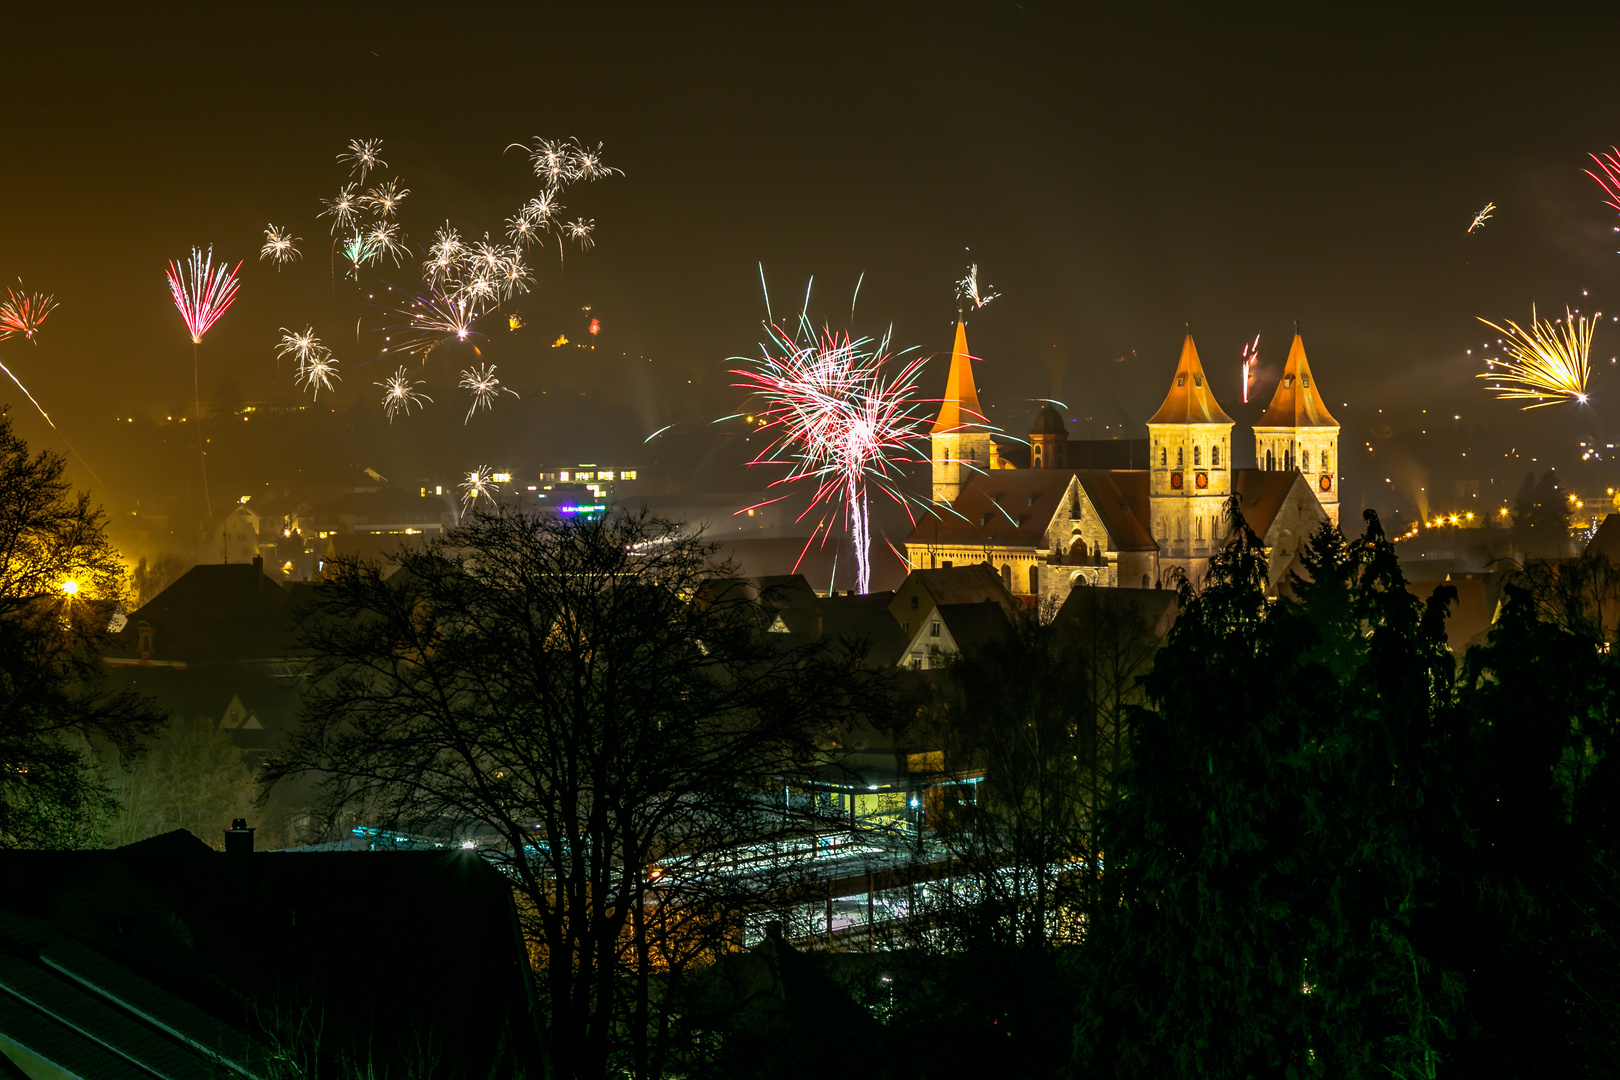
[[1232, 469, 1306, 539], [1075, 471, 1156, 551], [1255, 334, 1339, 428], [908, 471, 1080, 548], [1147, 334, 1234, 425]]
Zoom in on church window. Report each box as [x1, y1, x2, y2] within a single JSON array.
[[1196, 516, 1203, 540], [1176, 375, 1185, 387], [1176, 447, 1184, 468], [1194, 446, 1201, 466], [1028, 565, 1039, 593], [1284, 375, 1294, 389], [1160, 446, 1167, 467], [1303, 374, 1310, 388], [1302, 450, 1310, 471], [1323, 450, 1331, 472], [1193, 374, 1202, 387], [138, 622, 153, 657], [1001, 564, 1012, 590], [1212, 445, 1221, 467], [1142, 574, 1151, 588]]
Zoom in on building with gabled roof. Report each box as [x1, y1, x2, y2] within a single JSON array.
[[905, 326, 1336, 606]]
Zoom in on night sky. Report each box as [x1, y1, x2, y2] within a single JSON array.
[[5, 4, 1620, 546]]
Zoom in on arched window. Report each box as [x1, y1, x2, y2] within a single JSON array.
[[1001, 564, 1011, 590], [1302, 450, 1310, 471], [1196, 516, 1203, 540], [1194, 446, 1201, 466], [1177, 447, 1184, 468], [1212, 445, 1221, 467], [1160, 445, 1167, 467], [1323, 450, 1331, 472], [1028, 565, 1039, 593], [1266, 448, 1274, 470]]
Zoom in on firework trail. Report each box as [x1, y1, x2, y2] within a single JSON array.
[[1240, 333, 1259, 403], [260, 225, 301, 266], [1476, 304, 1597, 408], [459, 363, 518, 423], [167, 246, 242, 516], [339, 138, 386, 182], [1467, 202, 1496, 234], [376, 366, 432, 420], [731, 297, 932, 594], [956, 263, 999, 310], [459, 465, 498, 513], [1588, 149, 1620, 214]]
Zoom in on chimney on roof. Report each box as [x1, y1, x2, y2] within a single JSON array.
[[225, 818, 255, 857]]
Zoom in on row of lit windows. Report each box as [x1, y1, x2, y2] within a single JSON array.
[[539, 469, 638, 482], [1158, 443, 1222, 468]]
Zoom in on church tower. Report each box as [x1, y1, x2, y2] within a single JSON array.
[[1253, 332, 1340, 527], [930, 320, 992, 505], [1029, 403, 1069, 468], [1146, 333, 1234, 583]]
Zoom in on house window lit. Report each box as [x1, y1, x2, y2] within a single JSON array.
[[621, 470, 637, 480], [493, 472, 512, 483]]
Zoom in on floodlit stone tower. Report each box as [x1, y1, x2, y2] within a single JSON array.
[[1146, 333, 1235, 582], [1253, 332, 1340, 528], [1029, 403, 1069, 468], [930, 320, 992, 505]]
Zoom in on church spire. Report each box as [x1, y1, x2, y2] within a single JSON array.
[[1256, 333, 1338, 427], [1147, 332, 1233, 425], [930, 320, 984, 435]]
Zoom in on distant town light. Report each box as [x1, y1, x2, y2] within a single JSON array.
[[60, 580, 78, 596]]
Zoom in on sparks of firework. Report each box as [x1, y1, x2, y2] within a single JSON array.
[[342, 223, 407, 276], [276, 326, 323, 367], [459, 363, 518, 423], [731, 305, 932, 594], [459, 466, 498, 512], [1476, 304, 1597, 409], [362, 178, 409, 218], [319, 184, 361, 234], [565, 218, 595, 249], [376, 366, 432, 420], [381, 284, 481, 358], [0, 284, 57, 341], [1588, 149, 1620, 214], [955, 263, 999, 310], [260, 224, 301, 265], [166, 246, 242, 344], [1467, 202, 1496, 234], [1240, 333, 1260, 404], [524, 191, 563, 228], [508, 314, 524, 331], [510, 136, 623, 190], [298, 349, 341, 401], [338, 138, 386, 182]]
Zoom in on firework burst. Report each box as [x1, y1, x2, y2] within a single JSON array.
[[459, 465, 498, 512], [260, 225, 301, 266], [732, 300, 932, 594], [362, 178, 410, 218], [381, 284, 480, 358], [276, 326, 323, 367], [1587, 149, 1620, 214], [167, 246, 242, 344], [319, 184, 361, 234], [376, 366, 432, 420], [1467, 202, 1496, 234], [298, 350, 341, 400], [565, 218, 595, 249], [459, 363, 518, 423], [0, 285, 57, 341], [339, 138, 386, 182], [1476, 304, 1597, 408], [956, 263, 999, 310]]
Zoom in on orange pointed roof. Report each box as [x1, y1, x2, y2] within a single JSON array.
[[1147, 333, 1233, 425], [930, 320, 985, 434], [1256, 334, 1338, 428]]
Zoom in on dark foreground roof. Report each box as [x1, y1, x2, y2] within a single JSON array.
[[0, 834, 541, 1079]]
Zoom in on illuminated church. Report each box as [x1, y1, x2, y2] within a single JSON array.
[[904, 321, 1340, 608]]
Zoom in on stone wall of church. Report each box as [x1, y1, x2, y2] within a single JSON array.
[[1259, 474, 1331, 590]]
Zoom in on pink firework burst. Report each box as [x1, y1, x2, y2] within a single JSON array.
[[1586, 148, 1620, 215], [166, 246, 242, 344], [0, 285, 58, 340], [732, 311, 931, 594]]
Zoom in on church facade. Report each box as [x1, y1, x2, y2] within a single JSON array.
[[904, 323, 1340, 609]]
